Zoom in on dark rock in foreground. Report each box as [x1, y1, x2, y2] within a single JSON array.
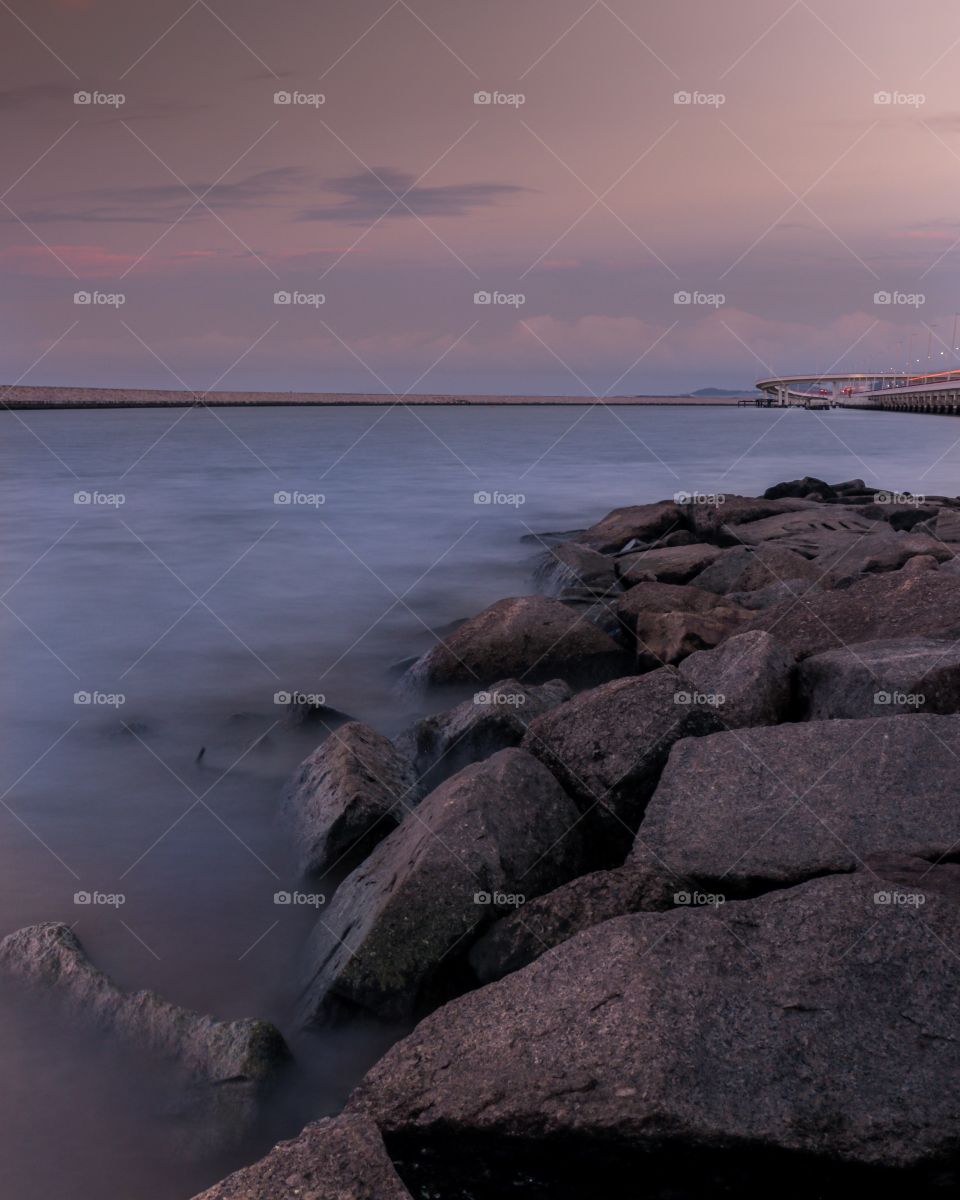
[[633, 605, 749, 670], [634, 715, 960, 890], [349, 875, 960, 1194], [190, 1113, 411, 1199], [676, 629, 795, 728], [403, 595, 630, 691], [298, 749, 583, 1024], [798, 636, 960, 719], [0, 923, 289, 1152], [283, 721, 417, 878], [523, 668, 723, 857]]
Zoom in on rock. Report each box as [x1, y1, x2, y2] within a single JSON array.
[[866, 850, 960, 903], [394, 678, 571, 795], [689, 542, 821, 594], [763, 475, 836, 500], [634, 714, 960, 890], [403, 596, 630, 691], [727, 578, 822, 610], [0, 923, 289, 1151], [283, 722, 418, 879], [900, 553, 940, 574], [745, 570, 960, 659], [536, 541, 618, 593], [676, 630, 795, 728], [281, 698, 354, 730], [935, 507, 960, 542], [349, 874, 960, 1193], [555, 586, 623, 639], [798, 636, 960, 719], [522, 668, 722, 856], [820, 531, 953, 585], [854, 500, 940, 531], [468, 863, 684, 985], [732, 506, 879, 550], [684, 494, 817, 543], [297, 749, 584, 1024], [576, 501, 686, 553], [190, 1113, 412, 1200], [615, 581, 729, 634], [616, 542, 725, 586], [633, 606, 749, 670]]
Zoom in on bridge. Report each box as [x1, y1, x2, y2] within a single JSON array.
[[754, 370, 960, 414]]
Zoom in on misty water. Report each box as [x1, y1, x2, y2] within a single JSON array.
[[1, 402, 957, 1199]]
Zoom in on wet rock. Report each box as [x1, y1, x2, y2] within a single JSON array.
[[394, 678, 571, 795], [0, 923, 289, 1151], [349, 874, 960, 1193], [522, 668, 722, 857], [468, 863, 684, 984], [798, 636, 960, 719], [536, 541, 618, 594], [281, 697, 354, 731], [403, 595, 630, 691], [745, 570, 960, 659], [190, 1113, 411, 1200], [616, 542, 725, 586], [633, 606, 749, 670], [634, 714, 960, 890], [689, 542, 821, 594], [763, 475, 836, 500], [676, 630, 795, 728], [283, 722, 418, 879], [298, 749, 583, 1024], [576, 501, 687, 553], [555, 586, 623, 639]]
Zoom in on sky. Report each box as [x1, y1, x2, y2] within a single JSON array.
[[2, 0, 960, 395]]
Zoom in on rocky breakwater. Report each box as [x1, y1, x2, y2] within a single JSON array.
[[181, 475, 960, 1197]]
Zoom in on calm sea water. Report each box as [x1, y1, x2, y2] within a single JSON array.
[[1, 402, 957, 1199]]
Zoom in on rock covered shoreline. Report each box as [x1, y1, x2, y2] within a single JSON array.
[[5, 475, 960, 1197]]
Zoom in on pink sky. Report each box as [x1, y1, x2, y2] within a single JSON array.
[[2, 0, 960, 394]]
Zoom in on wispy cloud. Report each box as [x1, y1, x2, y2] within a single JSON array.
[[297, 167, 529, 223]]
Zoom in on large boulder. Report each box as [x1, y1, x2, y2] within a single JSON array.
[[283, 722, 418, 878], [616, 542, 725, 586], [728, 578, 823, 611], [190, 1113, 411, 1200], [0, 923, 289, 1152], [522, 668, 723, 856], [349, 874, 960, 1194], [576, 501, 686, 553], [633, 715, 960, 890], [633, 606, 749, 670], [394, 678, 571, 794], [811, 529, 953, 587], [798, 636, 960, 719], [683, 494, 817, 543], [468, 862, 683, 985], [689, 542, 821, 595], [745, 570, 960, 659], [732, 506, 879, 550], [616, 580, 729, 627], [537, 541, 619, 593], [762, 475, 836, 499], [403, 596, 630, 691], [676, 630, 795, 728], [297, 749, 583, 1024]]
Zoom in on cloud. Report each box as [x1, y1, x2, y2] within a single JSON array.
[[297, 167, 529, 223]]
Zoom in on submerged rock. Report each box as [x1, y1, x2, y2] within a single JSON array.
[[282, 721, 418, 879], [0, 923, 289, 1152], [403, 595, 630, 691], [190, 1113, 411, 1199], [349, 874, 960, 1194], [298, 749, 583, 1024]]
